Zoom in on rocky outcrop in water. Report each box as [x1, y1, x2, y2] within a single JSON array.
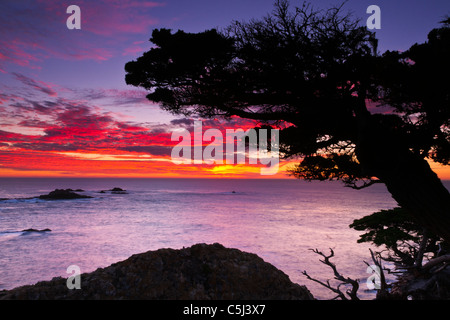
[[99, 187, 128, 194], [38, 189, 92, 200], [21, 229, 51, 233], [0, 243, 314, 300]]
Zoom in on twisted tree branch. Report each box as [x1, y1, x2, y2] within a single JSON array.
[[302, 248, 360, 300]]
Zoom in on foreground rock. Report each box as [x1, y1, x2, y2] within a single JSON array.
[[0, 243, 314, 300], [38, 189, 92, 200]]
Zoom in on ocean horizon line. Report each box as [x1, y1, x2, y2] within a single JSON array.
[[1, 176, 449, 182], [0, 176, 295, 180]]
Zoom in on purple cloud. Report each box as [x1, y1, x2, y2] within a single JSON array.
[[12, 73, 57, 97]]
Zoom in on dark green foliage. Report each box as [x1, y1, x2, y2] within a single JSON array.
[[125, 28, 234, 115], [350, 208, 420, 247], [125, 0, 450, 180], [125, 1, 375, 126], [350, 208, 449, 268], [372, 17, 450, 166], [289, 154, 361, 181]]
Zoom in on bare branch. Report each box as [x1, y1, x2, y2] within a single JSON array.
[[414, 230, 430, 268], [303, 248, 360, 300], [344, 179, 383, 190], [364, 249, 391, 299], [420, 254, 450, 273], [301, 270, 347, 300]]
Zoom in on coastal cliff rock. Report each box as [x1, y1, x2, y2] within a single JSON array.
[[0, 243, 313, 300]]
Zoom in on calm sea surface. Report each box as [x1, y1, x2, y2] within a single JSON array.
[[2, 178, 441, 299]]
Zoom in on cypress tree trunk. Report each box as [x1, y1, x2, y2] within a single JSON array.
[[356, 114, 450, 243], [379, 154, 450, 243]]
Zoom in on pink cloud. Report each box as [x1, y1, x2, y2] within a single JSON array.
[[114, 1, 166, 9], [12, 73, 57, 97], [0, 0, 162, 69], [36, 0, 162, 37], [65, 47, 113, 62], [0, 39, 43, 70], [0, 99, 174, 155], [81, 9, 159, 37], [122, 45, 146, 56]]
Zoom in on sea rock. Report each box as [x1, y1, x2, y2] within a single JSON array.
[[21, 228, 51, 233], [98, 187, 128, 194], [110, 187, 125, 192], [110, 187, 128, 194], [38, 189, 92, 200], [0, 243, 314, 300]]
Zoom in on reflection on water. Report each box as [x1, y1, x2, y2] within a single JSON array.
[[0, 178, 411, 299]]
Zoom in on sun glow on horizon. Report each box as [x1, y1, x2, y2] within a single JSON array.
[[0, 152, 449, 180]]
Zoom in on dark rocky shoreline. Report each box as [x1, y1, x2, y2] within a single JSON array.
[[0, 243, 314, 300], [38, 189, 93, 200], [0, 187, 129, 201]]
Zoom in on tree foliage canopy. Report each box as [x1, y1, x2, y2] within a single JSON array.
[[125, 1, 449, 189], [125, 6, 450, 294], [374, 18, 450, 166]]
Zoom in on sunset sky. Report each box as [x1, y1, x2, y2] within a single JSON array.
[[1, 0, 449, 179]]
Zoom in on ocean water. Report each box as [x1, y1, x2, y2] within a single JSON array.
[[0, 177, 428, 300]]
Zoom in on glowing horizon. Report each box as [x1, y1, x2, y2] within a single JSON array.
[[1, 0, 449, 180]]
